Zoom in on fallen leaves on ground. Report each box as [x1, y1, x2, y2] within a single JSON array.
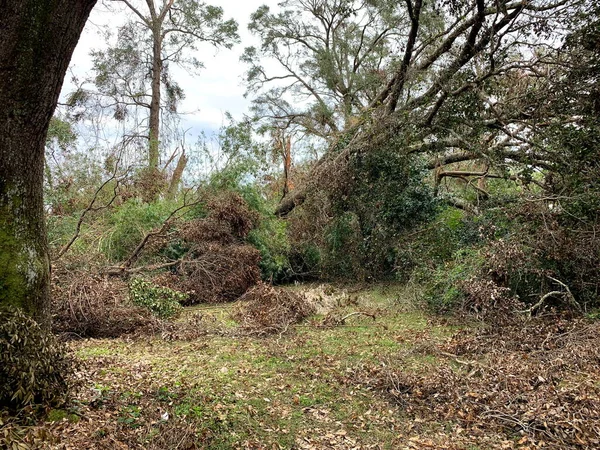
[[3, 285, 599, 449]]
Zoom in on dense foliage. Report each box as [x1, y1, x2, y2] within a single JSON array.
[[0, 308, 73, 410], [2, 4, 600, 449], [129, 278, 185, 319]]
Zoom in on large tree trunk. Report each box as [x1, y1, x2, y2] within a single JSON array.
[[149, 27, 163, 171], [0, 0, 96, 322]]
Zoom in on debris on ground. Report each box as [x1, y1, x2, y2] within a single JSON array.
[[350, 317, 600, 449], [52, 272, 158, 338], [231, 282, 315, 335]]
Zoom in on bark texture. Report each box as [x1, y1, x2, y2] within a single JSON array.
[[167, 151, 188, 198], [149, 27, 163, 171], [0, 0, 96, 321]]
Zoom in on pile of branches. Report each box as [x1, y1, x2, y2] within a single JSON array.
[[51, 192, 264, 337], [52, 271, 158, 338], [352, 318, 600, 448], [231, 283, 315, 335], [162, 243, 261, 305], [156, 193, 262, 304]]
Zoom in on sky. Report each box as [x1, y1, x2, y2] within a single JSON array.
[[64, 0, 280, 144]]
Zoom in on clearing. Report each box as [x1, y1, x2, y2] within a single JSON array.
[[6, 284, 599, 449]]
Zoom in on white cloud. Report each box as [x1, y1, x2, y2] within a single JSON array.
[[64, 0, 279, 135]]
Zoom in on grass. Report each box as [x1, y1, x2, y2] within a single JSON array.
[[4, 283, 523, 449], [61, 284, 445, 448]]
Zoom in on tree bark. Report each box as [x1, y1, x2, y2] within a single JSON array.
[[149, 26, 162, 171], [0, 0, 96, 322], [275, 191, 306, 217], [282, 137, 292, 199], [167, 151, 188, 198]]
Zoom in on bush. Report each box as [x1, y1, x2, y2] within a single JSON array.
[[129, 278, 185, 319], [394, 207, 513, 281], [322, 212, 364, 279], [288, 151, 438, 280], [482, 207, 600, 311], [420, 247, 518, 319], [1, 307, 73, 410], [248, 216, 292, 282], [100, 199, 181, 262], [421, 249, 483, 313]]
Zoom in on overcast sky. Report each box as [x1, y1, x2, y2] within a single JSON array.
[[65, 0, 279, 143]]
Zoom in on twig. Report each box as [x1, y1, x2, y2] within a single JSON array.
[[546, 276, 582, 313], [438, 351, 496, 372], [338, 311, 376, 324], [519, 276, 582, 316], [104, 260, 181, 276], [524, 290, 565, 316]]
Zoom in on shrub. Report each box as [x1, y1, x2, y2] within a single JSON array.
[[0, 307, 73, 410], [322, 212, 364, 279], [288, 151, 438, 280], [421, 245, 522, 323], [129, 278, 185, 319], [421, 249, 483, 312], [289, 243, 322, 280], [481, 208, 600, 311], [394, 207, 514, 281], [248, 216, 292, 282], [100, 199, 180, 262]]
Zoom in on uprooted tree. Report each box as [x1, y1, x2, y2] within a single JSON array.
[[0, 0, 97, 321]]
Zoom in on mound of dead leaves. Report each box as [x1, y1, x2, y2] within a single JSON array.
[[351, 317, 600, 449], [231, 283, 315, 335]]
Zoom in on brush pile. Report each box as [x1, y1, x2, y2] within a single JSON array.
[[157, 192, 262, 304], [52, 272, 157, 338], [232, 283, 315, 335]]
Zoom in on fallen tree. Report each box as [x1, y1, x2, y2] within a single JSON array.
[[274, 0, 583, 217]]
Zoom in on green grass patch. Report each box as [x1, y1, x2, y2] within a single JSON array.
[[56, 283, 481, 448]]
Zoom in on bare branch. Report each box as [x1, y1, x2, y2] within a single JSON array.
[[55, 158, 128, 261]]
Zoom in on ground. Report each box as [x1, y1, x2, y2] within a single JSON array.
[[2, 284, 599, 449]]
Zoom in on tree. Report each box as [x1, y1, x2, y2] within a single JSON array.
[[243, 0, 411, 140], [73, 0, 238, 179], [0, 0, 97, 321], [273, 0, 582, 217]]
